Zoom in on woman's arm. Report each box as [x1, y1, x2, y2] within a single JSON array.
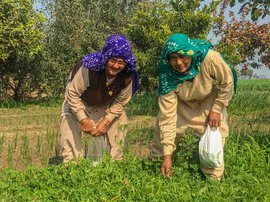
[[204, 50, 234, 113], [158, 91, 178, 176], [158, 91, 178, 156], [66, 67, 89, 121]]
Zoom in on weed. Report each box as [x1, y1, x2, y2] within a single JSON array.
[[36, 134, 42, 156], [0, 133, 4, 155], [21, 133, 32, 166], [7, 143, 13, 168], [0, 80, 270, 200]]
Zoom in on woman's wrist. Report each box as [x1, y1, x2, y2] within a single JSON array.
[[102, 117, 111, 126], [80, 118, 88, 124], [164, 154, 172, 160]]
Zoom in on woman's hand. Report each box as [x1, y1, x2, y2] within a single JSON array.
[[80, 118, 94, 134], [92, 117, 111, 136], [208, 111, 221, 127], [161, 154, 174, 177]]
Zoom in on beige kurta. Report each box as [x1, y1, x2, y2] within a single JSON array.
[[60, 66, 132, 162], [151, 50, 234, 179], [151, 50, 234, 176]]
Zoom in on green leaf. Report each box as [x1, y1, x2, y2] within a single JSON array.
[[229, 0, 236, 7]]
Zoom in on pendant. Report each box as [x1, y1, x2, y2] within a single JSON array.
[[108, 91, 113, 96]]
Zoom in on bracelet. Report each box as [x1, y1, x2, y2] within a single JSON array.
[[103, 118, 110, 126], [80, 118, 88, 124]]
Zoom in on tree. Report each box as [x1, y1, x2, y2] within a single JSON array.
[[227, 0, 269, 21], [125, 0, 221, 91], [40, 0, 138, 97], [0, 0, 46, 101], [240, 67, 253, 79], [213, 2, 270, 70]]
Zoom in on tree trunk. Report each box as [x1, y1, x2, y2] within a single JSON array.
[[13, 80, 23, 101], [13, 89, 20, 101]]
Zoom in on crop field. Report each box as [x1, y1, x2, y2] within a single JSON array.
[[0, 80, 270, 201]]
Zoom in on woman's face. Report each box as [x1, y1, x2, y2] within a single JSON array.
[[168, 53, 192, 73], [105, 57, 126, 79]]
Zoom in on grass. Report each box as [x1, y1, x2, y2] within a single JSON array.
[[0, 132, 269, 201], [0, 79, 270, 201]]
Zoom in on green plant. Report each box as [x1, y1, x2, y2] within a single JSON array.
[[36, 134, 42, 156], [0, 133, 4, 155], [7, 143, 13, 168], [21, 133, 32, 166]]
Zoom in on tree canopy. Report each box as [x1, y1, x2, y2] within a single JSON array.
[[0, 0, 46, 100], [227, 0, 270, 21], [0, 0, 269, 101], [213, 1, 270, 70], [125, 0, 220, 90]]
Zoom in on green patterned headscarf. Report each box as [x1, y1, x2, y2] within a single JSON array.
[[158, 33, 237, 95]]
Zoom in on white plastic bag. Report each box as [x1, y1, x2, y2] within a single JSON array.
[[199, 125, 224, 168], [86, 135, 110, 162]]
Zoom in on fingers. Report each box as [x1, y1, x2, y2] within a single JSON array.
[[92, 126, 107, 136], [208, 119, 221, 127], [91, 129, 101, 136], [81, 126, 93, 134], [208, 111, 221, 127], [161, 165, 165, 176], [161, 159, 174, 177], [167, 169, 174, 177], [208, 120, 215, 127], [208, 117, 221, 127], [80, 118, 94, 133], [81, 121, 108, 136], [161, 165, 174, 177]]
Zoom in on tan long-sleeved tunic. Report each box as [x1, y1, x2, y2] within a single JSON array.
[[158, 50, 234, 155], [61, 66, 132, 121], [60, 66, 132, 161]]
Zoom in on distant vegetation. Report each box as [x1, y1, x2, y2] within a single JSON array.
[[1, 0, 269, 101]]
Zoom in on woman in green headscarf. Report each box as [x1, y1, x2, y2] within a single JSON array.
[[151, 33, 237, 180]]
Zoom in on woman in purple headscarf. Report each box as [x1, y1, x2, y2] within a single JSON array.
[[60, 35, 139, 163]]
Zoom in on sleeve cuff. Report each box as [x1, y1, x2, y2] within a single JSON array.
[[163, 145, 175, 156], [106, 112, 118, 123], [76, 109, 88, 121], [211, 102, 224, 113]]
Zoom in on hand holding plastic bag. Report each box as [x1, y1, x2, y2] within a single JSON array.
[[199, 125, 224, 168]]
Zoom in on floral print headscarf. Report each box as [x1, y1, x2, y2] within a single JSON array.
[[159, 33, 237, 95], [82, 34, 139, 95]]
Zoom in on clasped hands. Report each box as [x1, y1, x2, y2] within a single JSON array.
[[80, 117, 110, 136]]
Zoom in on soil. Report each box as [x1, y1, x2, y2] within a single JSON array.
[[1, 113, 269, 170], [0, 116, 156, 170]]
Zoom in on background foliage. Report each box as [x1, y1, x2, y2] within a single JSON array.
[[0, 0, 46, 101], [125, 0, 220, 91], [213, 1, 270, 70], [0, 0, 269, 100]]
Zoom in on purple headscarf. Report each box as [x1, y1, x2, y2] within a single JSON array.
[[82, 35, 139, 94]]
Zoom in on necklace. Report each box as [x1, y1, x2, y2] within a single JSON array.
[[105, 76, 117, 96]]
